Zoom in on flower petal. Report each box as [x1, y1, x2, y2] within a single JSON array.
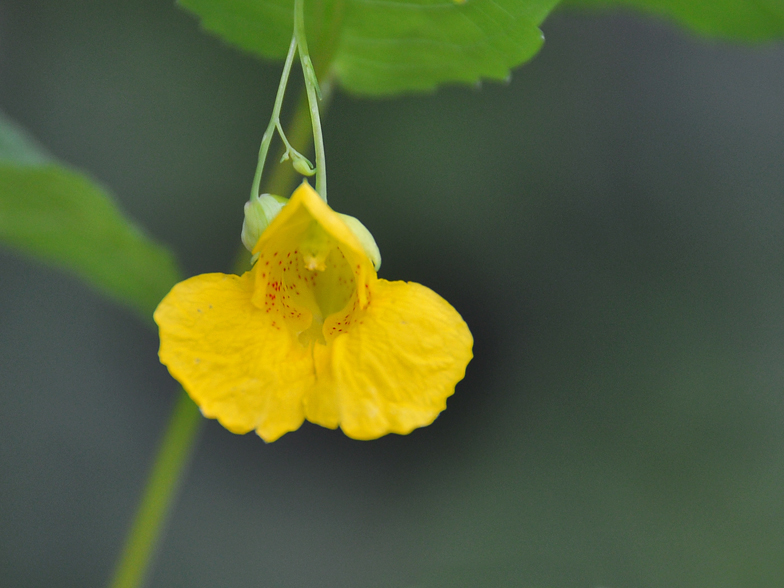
[[253, 182, 376, 309], [154, 271, 315, 442], [305, 279, 473, 439]]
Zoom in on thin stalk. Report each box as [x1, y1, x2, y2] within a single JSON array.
[[294, 0, 328, 202], [250, 35, 299, 200], [106, 390, 202, 588]]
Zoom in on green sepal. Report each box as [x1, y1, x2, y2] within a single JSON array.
[[338, 213, 381, 271], [241, 193, 289, 253]]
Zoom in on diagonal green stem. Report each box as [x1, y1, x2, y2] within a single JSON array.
[[106, 389, 202, 588]]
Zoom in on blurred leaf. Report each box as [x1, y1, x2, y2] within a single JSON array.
[[562, 0, 784, 40], [0, 112, 182, 321], [178, 0, 559, 95], [0, 114, 54, 165]]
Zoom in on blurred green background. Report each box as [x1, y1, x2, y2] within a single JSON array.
[[2, 0, 784, 586]]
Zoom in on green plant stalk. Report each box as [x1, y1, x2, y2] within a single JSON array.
[[294, 0, 328, 202], [250, 34, 299, 201], [106, 389, 202, 588], [268, 75, 334, 197]]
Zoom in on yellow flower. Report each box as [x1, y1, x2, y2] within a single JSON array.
[[154, 182, 473, 442]]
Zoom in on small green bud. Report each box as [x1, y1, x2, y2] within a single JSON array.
[[292, 155, 316, 176], [241, 193, 288, 253], [281, 149, 316, 176], [339, 213, 382, 271]]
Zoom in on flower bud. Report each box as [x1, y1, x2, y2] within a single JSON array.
[[292, 156, 316, 177], [241, 193, 288, 253], [339, 213, 382, 271]]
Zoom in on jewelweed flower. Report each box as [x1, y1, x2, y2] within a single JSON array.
[[154, 183, 473, 442]]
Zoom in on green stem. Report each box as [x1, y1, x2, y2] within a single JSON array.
[[294, 0, 328, 202], [107, 390, 202, 588], [250, 34, 299, 200], [232, 76, 335, 274]]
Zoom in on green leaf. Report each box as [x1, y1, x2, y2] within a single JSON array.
[[178, 0, 560, 95], [561, 0, 784, 41], [0, 112, 182, 321], [0, 113, 55, 165]]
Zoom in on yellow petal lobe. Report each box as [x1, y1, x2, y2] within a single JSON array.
[[154, 271, 315, 442], [304, 279, 474, 440]]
